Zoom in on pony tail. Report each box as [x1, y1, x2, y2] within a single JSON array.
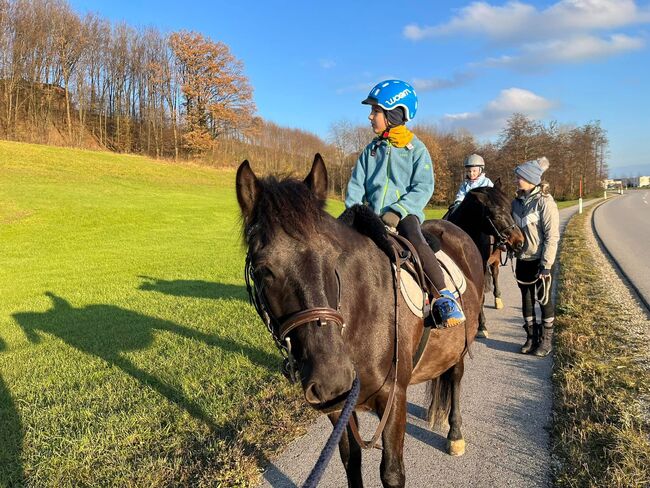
[[539, 181, 550, 195], [426, 373, 452, 429]]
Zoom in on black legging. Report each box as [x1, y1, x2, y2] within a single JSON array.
[[515, 258, 555, 323], [397, 215, 445, 292]]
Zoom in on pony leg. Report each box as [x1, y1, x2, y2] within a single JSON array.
[[379, 388, 407, 488], [446, 359, 466, 456], [328, 411, 363, 488], [477, 307, 488, 338], [491, 260, 504, 309]]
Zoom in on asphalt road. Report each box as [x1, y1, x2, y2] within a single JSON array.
[[259, 202, 594, 488], [593, 190, 650, 309]]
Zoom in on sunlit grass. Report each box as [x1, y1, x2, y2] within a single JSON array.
[[0, 141, 319, 486], [553, 205, 650, 487]]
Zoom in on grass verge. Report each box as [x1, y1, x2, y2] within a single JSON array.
[[552, 204, 650, 487]]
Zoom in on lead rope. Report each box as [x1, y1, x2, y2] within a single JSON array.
[[515, 275, 552, 306], [302, 376, 361, 488]]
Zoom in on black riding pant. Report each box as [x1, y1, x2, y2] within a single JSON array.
[[515, 258, 555, 324], [397, 215, 446, 292]]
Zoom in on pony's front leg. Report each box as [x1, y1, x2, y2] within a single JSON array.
[[328, 411, 363, 488], [379, 388, 407, 488], [491, 260, 503, 309], [446, 358, 466, 456]]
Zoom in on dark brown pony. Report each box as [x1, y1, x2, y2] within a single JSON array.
[[237, 155, 485, 488], [444, 182, 524, 337]]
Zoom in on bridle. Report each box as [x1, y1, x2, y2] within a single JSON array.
[[485, 214, 518, 252], [244, 243, 403, 451], [244, 252, 346, 383]]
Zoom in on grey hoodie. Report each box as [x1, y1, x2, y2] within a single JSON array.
[[511, 185, 560, 269]]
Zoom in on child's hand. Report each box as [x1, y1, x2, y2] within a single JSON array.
[[381, 211, 401, 229]]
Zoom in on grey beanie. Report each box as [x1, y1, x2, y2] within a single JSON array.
[[515, 157, 550, 185]]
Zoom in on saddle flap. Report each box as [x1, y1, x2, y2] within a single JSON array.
[[435, 249, 467, 297]]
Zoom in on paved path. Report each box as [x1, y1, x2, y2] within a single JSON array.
[[260, 200, 597, 487]]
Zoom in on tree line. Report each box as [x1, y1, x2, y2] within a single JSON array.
[[328, 114, 608, 203], [0, 0, 255, 157], [0, 0, 608, 202]]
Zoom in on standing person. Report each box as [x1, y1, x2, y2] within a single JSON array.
[[448, 154, 494, 215], [511, 157, 560, 356], [345, 79, 465, 327]]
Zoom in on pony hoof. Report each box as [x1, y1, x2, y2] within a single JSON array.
[[495, 298, 504, 309], [447, 439, 465, 456], [476, 328, 488, 339]]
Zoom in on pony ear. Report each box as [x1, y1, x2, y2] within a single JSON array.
[[304, 153, 328, 202], [236, 160, 259, 223], [493, 177, 502, 189]]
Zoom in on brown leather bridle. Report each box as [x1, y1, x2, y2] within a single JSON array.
[[244, 252, 346, 383], [244, 243, 404, 451]]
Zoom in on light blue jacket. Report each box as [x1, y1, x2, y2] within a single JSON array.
[[345, 135, 434, 223], [454, 174, 494, 204]]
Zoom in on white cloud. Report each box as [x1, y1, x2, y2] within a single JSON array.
[[411, 71, 475, 91], [319, 59, 336, 69], [440, 88, 555, 135], [405, 0, 650, 42], [484, 34, 645, 68]]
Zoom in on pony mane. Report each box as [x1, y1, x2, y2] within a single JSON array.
[[470, 185, 511, 208], [244, 175, 327, 250]]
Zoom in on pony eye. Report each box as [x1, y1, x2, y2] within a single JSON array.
[[255, 266, 275, 281]]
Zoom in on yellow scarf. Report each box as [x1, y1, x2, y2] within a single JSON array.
[[385, 125, 414, 148]]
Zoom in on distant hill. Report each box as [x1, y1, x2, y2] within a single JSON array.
[[609, 163, 650, 178]]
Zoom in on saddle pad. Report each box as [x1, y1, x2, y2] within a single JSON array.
[[395, 249, 467, 318], [435, 249, 467, 297]]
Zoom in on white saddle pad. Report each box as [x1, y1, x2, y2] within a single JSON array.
[[395, 249, 467, 318]]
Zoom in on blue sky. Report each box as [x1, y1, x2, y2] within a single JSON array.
[[70, 0, 650, 175]]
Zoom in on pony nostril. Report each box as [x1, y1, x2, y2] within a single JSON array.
[[304, 381, 322, 405]]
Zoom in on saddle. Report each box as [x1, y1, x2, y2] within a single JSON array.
[[338, 205, 467, 320]]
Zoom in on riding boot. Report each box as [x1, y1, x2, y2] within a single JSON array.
[[533, 324, 554, 357], [520, 322, 537, 354]]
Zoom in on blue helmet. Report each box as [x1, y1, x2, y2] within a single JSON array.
[[362, 80, 418, 121]]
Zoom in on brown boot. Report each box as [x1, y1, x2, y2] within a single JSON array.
[[533, 324, 553, 357], [520, 322, 538, 354]]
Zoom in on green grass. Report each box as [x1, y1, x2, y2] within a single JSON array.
[[552, 205, 650, 487], [0, 141, 325, 486]]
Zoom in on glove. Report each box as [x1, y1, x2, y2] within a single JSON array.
[[381, 210, 401, 229], [538, 268, 551, 278]]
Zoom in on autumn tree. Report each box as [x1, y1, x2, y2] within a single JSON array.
[[169, 30, 255, 155]]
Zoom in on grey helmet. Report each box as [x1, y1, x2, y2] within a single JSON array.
[[464, 154, 485, 168]]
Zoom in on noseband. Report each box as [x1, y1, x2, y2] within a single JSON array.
[[244, 252, 346, 382], [485, 214, 518, 251]]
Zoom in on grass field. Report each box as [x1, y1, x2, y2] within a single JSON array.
[[0, 141, 332, 486]]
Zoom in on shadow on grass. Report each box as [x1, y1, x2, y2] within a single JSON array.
[[12, 293, 278, 428], [138, 276, 247, 301], [0, 337, 25, 487]]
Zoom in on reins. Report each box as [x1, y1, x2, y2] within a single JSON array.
[[348, 241, 403, 450]]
